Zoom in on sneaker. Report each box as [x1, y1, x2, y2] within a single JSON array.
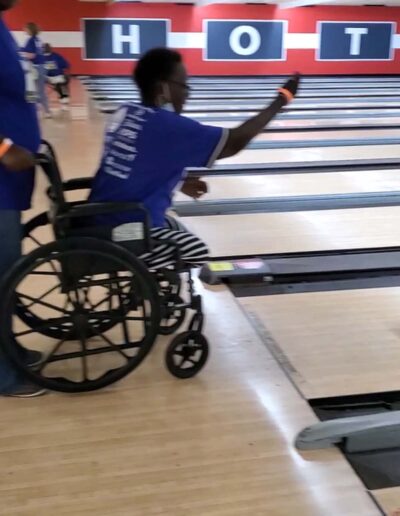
[[60, 97, 70, 104], [3, 382, 47, 398], [24, 349, 44, 368]]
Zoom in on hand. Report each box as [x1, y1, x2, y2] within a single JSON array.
[[281, 72, 301, 97], [180, 177, 208, 199], [1, 144, 35, 171]]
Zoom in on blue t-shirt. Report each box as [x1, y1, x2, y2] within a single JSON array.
[[89, 103, 227, 228], [22, 35, 45, 65], [44, 52, 69, 77], [0, 20, 40, 210]]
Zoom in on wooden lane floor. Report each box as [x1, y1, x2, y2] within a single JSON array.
[[220, 144, 400, 165], [251, 128, 400, 143], [99, 100, 400, 115], [238, 287, 400, 399], [90, 91, 400, 102], [0, 280, 380, 515], [181, 207, 400, 257], [374, 487, 400, 515], [90, 89, 400, 100], [174, 169, 400, 203], [213, 116, 400, 131], [193, 109, 400, 123]]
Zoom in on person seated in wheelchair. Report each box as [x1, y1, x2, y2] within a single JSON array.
[[89, 48, 300, 270]]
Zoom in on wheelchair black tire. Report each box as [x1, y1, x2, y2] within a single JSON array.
[[18, 212, 132, 340], [165, 331, 209, 379], [23, 211, 50, 241], [0, 237, 161, 393]]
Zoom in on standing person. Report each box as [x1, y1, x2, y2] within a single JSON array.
[[21, 21, 51, 117], [89, 48, 300, 270], [0, 0, 46, 397], [43, 43, 70, 107]]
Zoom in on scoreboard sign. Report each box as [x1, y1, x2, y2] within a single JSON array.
[[317, 21, 395, 61], [82, 18, 397, 63], [83, 19, 169, 60], [204, 20, 286, 61]]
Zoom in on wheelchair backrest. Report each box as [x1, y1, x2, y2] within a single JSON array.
[[35, 140, 153, 256], [36, 140, 67, 212]]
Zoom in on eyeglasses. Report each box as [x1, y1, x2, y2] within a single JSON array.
[[168, 80, 191, 92]]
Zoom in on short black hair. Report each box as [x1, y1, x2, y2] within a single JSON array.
[[26, 22, 40, 37], [133, 48, 182, 104]]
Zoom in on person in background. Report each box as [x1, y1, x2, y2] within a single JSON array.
[[21, 21, 51, 118], [43, 43, 70, 107], [0, 0, 46, 397]]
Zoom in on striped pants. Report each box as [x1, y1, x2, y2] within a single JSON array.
[[139, 217, 209, 270]]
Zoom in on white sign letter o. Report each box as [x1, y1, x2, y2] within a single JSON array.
[[229, 26, 261, 56]]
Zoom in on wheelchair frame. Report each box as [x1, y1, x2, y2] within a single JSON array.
[[0, 140, 210, 393]]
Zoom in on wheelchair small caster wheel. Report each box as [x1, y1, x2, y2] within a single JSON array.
[[159, 294, 186, 336], [165, 331, 209, 379]]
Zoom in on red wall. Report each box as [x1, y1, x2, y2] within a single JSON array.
[[6, 0, 400, 75]]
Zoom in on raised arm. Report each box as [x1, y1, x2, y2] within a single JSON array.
[[218, 74, 300, 159]]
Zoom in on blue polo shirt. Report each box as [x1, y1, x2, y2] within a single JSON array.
[[44, 52, 69, 77], [22, 35, 45, 65], [89, 103, 227, 227], [0, 19, 40, 210]]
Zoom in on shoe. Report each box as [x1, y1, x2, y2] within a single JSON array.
[[60, 97, 70, 104], [15, 346, 44, 368], [3, 382, 47, 398], [44, 112, 52, 119], [24, 349, 44, 368]]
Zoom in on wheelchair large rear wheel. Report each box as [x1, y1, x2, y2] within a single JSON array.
[[0, 237, 161, 393], [17, 213, 133, 340]]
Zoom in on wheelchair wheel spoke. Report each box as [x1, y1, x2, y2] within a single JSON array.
[[81, 287, 96, 310], [28, 235, 42, 247], [29, 270, 60, 276], [16, 292, 70, 315], [79, 337, 89, 382], [14, 316, 70, 337], [37, 335, 72, 372], [17, 283, 61, 309], [177, 354, 187, 367], [89, 280, 133, 312], [89, 313, 150, 323], [87, 323, 130, 360], [118, 293, 131, 344], [186, 357, 198, 367], [90, 291, 117, 311]]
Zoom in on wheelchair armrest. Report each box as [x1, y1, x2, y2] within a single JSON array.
[[57, 201, 152, 248], [62, 178, 93, 192], [60, 201, 146, 218], [46, 177, 93, 200], [36, 143, 67, 209]]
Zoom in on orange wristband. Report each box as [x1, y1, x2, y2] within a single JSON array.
[[0, 138, 13, 159], [278, 88, 294, 104]]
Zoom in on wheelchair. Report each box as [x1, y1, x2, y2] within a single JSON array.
[[0, 141, 209, 393]]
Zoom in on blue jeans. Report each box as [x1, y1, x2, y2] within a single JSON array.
[[0, 211, 24, 391], [35, 65, 50, 114]]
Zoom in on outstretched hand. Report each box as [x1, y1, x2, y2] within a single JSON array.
[[282, 72, 301, 97]]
